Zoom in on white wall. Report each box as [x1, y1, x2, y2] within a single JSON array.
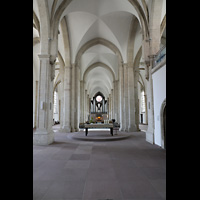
[[152, 64, 166, 146]]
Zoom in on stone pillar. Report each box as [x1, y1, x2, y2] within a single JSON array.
[[144, 94, 148, 124], [74, 64, 80, 131], [84, 89, 87, 121], [123, 63, 129, 131], [87, 94, 90, 119], [134, 66, 140, 131], [34, 81, 38, 128], [107, 98, 109, 118], [59, 81, 63, 129], [102, 98, 105, 112], [127, 64, 137, 132], [80, 80, 84, 123], [33, 54, 54, 145], [109, 94, 112, 119], [62, 65, 71, 132], [111, 89, 114, 119], [114, 80, 119, 122], [71, 63, 75, 132], [119, 63, 124, 131], [145, 56, 155, 144]]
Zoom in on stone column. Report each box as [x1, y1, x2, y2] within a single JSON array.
[[107, 98, 109, 118], [114, 80, 119, 122], [111, 89, 114, 119], [144, 94, 148, 124], [127, 64, 137, 132], [62, 65, 71, 132], [87, 94, 90, 119], [34, 81, 38, 128], [145, 56, 155, 144], [74, 64, 80, 131], [84, 89, 87, 121], [134, 66, 140, 131], [71, 63, 75, 132], [119, 63, 124, 131], [59, 81, 63, 129], [33, 54, 54, 145], [102, 98, 105, 113], [80, 81, 84, 123], [123, 63, 129, 131], [109, 94, 112, 119]]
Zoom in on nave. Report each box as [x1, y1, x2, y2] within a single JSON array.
[[33, 125, 166, 200]]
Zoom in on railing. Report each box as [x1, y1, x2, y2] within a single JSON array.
[[153, 46, 166, 68]]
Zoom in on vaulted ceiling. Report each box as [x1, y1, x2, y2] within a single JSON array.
[[33, 0, 166, 99]]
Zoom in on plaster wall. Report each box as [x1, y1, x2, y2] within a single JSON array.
[[152, 64, 166, 146]]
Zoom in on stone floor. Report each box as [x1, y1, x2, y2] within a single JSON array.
[[33, 125, 166, 200]]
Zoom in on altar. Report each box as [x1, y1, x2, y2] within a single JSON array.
[[84, 123, 114, 136]]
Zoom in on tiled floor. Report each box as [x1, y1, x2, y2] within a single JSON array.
[[33, 125, 166, 200]]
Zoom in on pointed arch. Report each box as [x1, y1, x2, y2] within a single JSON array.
[[75, 37, 123, 67], [128, 0, 149, 39], [82, 62, 116, 81]]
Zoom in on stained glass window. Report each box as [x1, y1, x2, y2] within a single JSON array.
[[96, 95, 102, 102]]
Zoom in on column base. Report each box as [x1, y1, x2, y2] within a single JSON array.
[[71, 128, 76, 132], [146, 130, 154, 144], [33, 130, 54, 145], [61, 125, 71, 133], [119, 126, 126, 132], [74, 128, 79, 132], [128, 125, 137, 132]]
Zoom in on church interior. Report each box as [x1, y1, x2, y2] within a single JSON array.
[[33, 0, 166, 199]]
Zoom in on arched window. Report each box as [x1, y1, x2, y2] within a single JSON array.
[[96, 95, 102, 102], [54, 91, 58, 114], [141, 91, 145, 113]]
